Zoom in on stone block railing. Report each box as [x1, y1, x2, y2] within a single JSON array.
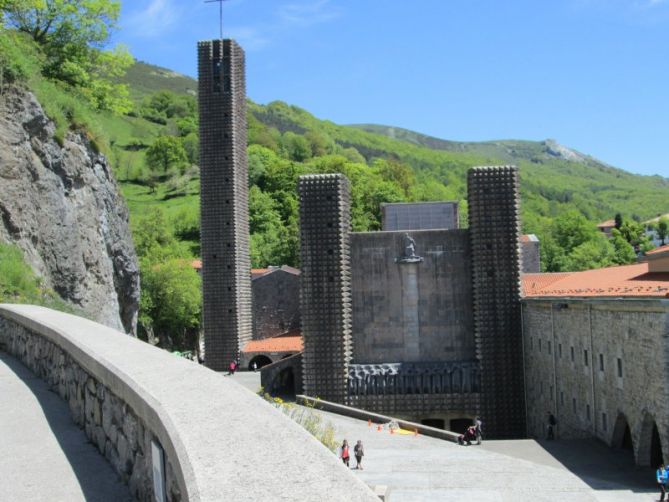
[[0, 305, 378, 502]]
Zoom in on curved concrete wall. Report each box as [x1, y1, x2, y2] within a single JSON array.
[[0, 305, 377, 501]]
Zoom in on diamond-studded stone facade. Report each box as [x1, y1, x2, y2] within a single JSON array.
[[198, 39, 252, 371], [299, 174, 353, 402], [468, 165, 525, 438]]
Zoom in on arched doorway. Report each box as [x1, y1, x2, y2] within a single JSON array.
[[249, 355, 272, 371], [638, 413, 664, 467], [612, 413, 634, 451]]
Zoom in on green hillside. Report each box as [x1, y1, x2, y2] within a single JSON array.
[[115, 64, 669, 269]]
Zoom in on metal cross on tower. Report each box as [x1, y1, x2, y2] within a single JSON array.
[[204, 0, 230, 39]]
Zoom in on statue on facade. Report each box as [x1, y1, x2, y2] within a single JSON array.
[[396, 233, 423, 263]]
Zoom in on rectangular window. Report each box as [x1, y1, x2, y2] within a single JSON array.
[[212, 60, 222, 93], [602, 412, 608, 431], [584, 349, 589, 367], [572, 397, 576, 413], [586, 404, 591, 421], [558, 343, 562, 358], [560, 391, 564, 406], [570, 346, 575, 362], [548, 341, 552, 355], [550, 385, 553, 398], [617, 358, 623, 378], [599, 353, 604, 372]]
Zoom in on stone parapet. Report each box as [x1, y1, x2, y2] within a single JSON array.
[[0, 305, 378, 501]]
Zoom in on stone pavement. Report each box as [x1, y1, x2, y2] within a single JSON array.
[[0, 352, 130, 502], [179, 371, 660, 501], [315, 408, 657, 501]]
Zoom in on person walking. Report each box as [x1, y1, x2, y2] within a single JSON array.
[[474, 416, 483, 445], [227, 360, 236, 376], [657, 463, 668, 501], [547, 411, 557, 440], [340, 439, 350, 467], [354, 440, 364, 470]]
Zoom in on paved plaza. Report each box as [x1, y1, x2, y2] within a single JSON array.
[[0, 353, 130, 502], [319, 409, 656, 501], [234, 371, 656, 501]]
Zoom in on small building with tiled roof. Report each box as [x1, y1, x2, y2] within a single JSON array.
[[240, 332, 303, 370], [596, 219, 616, 237], [521, 259, 669, 466]]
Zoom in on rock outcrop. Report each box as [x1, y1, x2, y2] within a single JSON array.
[[0, 86, 139, 333]]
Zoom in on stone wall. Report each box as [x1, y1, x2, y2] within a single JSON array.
[[350, 230, 474, 364], [260, 352, 304, 397], [523, 298, 669, 466], [252, 268, 300, 340], [0, 318, 171, 501], [0, 304, 379, 501]]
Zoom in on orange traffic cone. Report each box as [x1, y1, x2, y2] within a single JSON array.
[[368, 419, 372, 427]]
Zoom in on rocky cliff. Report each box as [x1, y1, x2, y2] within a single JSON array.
[[0, 86, 139, 333]]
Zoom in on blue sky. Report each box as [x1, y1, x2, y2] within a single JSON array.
[[117, 0, 669, 177]]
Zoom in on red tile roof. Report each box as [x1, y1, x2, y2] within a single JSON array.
[[242, 336, 303, 354], [522, 263, 669, 298], [645, 244, 669, 256]]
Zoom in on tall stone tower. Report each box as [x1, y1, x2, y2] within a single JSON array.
[[299, 174, 353, 402], [468, 165, 525, 438], [197, 39, 252, 371]]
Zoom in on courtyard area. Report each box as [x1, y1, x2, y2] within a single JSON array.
[[235, 372, 655, 501]]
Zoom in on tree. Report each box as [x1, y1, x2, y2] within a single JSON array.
[[145, 136, 188, 174], [3, 0, 132, 112], [614, 213, 623, 229], [542, 210, 616, 272], [5, 0, 120, 45], [140, 258, 201, 351], [610, 232, 636, 265], [618, 220, 652, 253], [656, 217, 669, 245]]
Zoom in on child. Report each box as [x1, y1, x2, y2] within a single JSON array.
[[340, 439, 350, 467]]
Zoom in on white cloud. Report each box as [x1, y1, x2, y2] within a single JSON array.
[[277, 0, 342, 27], [124, 0, 182, 39]]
